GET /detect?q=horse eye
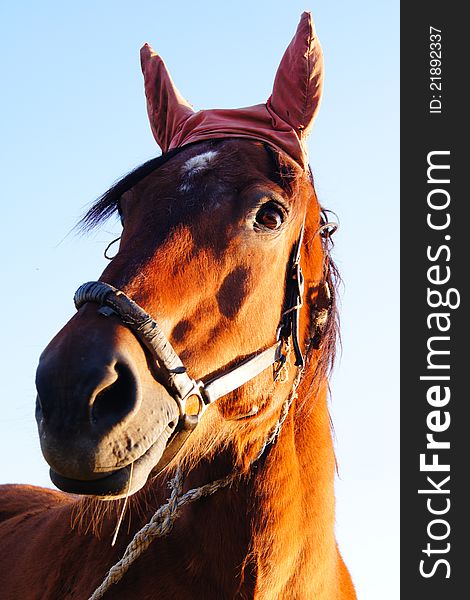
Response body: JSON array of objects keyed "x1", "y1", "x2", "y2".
[{"x1": 255, "y1": 203, "x2": 285, "y2": 231}]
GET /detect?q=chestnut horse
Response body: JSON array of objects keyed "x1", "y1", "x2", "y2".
[{"x1": 0, "y1": 13, "x2": 356, "y2": 600}]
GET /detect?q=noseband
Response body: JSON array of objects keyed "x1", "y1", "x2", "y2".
[{"x1": 74, "y1": 222, "x2": 334, "y2": 471}]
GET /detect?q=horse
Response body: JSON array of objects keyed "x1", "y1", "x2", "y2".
[{"x1": 0, "y1": 12, "x2": 356, "y2": 599}]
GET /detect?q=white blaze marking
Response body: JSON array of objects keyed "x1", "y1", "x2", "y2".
[
  {"x1": 179, "y1": 150, "x2": 218, "y2": 193},
  {"x1": 182, "y1": 151, "x2": 218, "y2": 176}
]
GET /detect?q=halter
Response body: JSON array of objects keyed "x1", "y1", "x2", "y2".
[
  {"x1": 73, "y1": 220, "x2": 334, "y2": 472},
  {"x1": 74, "y1": 235, "x2": 302, "y2": 467}
]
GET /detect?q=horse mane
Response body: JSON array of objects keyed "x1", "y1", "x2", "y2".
[{"x1": 78, "y1": 147, "x2": 184, "y2": 231}]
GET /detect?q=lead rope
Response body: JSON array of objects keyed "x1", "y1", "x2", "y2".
[
  {"x1": 88, "y1": 469, "x2": 238, "y2": 600},
  {"x1": 88, "y1": 373, "x2": 302, "y2": 600}
]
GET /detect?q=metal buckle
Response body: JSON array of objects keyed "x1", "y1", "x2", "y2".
[{"x1": 177, "y1": 380, "x2": 207, "y2": 418}]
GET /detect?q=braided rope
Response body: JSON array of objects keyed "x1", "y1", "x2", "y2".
[{"x1": 89, "y1": 468, "x2": 238, "y2": 600}]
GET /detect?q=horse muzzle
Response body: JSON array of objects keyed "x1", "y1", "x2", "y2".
[{"x1": 35, "y1": 307, "x2": 182, "y2": 499}]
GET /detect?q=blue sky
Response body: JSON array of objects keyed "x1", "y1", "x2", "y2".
[{"x1": 0, "y1": 2, "x2": 399, "y2": 598}]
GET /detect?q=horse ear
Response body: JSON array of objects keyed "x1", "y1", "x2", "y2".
[
  {"x1": 269, "y1": 12, "x2": 324, "y2": 138},
  {"x1": 140, "y1": 44, "x2": 195, "y2": 152}
]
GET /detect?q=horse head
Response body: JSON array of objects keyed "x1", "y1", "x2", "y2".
[{"x1": 34, "y1": 12, "x2": 335, "y2": 500}]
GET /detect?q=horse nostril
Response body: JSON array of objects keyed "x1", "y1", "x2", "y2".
[{"x1": 90, "y1": 363, "x2": 138, "y2": 429}]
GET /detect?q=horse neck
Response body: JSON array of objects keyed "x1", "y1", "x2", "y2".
[
  {"x1": 137, "y1": 376, "x2": 339, "y2": 597},
  {"x1": 249, "y1": 379, "x2": 339, "y2": 597}
]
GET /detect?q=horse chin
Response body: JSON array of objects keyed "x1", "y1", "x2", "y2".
[{"x1": 49, "y1": 421, "x2": 177, "y2": 500}]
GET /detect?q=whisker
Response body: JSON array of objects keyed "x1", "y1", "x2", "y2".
[{"x1": 111, "y1": 463, "x2": 134, "y2": 547}]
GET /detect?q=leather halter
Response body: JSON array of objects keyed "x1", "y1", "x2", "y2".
[
  {"x1": 73, "y1": 219, "x2": 335, "y2": 471},
  {"x1": 73, "y1": 227, "x2": 308, "y2": 470}
]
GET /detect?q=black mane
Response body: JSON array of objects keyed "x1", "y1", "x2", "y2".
[{"x1": 79, "y1": 148, "x2": 184, "y2": 231}]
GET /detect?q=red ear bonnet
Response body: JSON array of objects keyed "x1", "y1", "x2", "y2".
[{"x1": 141, "y1": 12, "x2": 323, "y2": 170}]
